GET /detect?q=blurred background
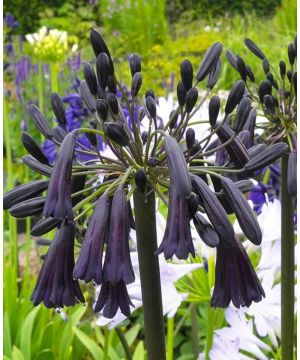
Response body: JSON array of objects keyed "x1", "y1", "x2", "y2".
[{"x1": 3, "y1": 0, "x2": 297, "y2": 359}]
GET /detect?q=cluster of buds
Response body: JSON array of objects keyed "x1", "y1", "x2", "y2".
[
  {"x1": 25, "y1": 26, "x2": 78, "y2": 63},
  {"x1": 226, "y1": 36, "x2": 297, "y2": 197},
  {"x1": 4, "y1": 29, "x2": 289, "y2": 318}
]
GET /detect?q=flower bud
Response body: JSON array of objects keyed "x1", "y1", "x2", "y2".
[
  {"x1": 287, "y1": 70, "x2": 293, "y2": 83},
  {"x1": 185, "y1": 87, "x2": 198, "y2": 113},
  {"x1": 80, "y1": 81, "x2": 96, "y2": 113},
  {"x1": 196, "y1": 42, "x2": 223, "y2": 81},
  {"x1": 145, "y1": 89, "x2": 155, "y2": 99},
  {"x1": 244, "y1": 38, "x2": 266, "y2": 59},
  {"x1": 9, "y1": 197, "x2": 45, "y2": 218},
  {"x1": 104, "y1": 122, "x2": 130, "y2": 147},
  {"x1": 263, "y1": 94, "x2": 276, "y2": 115},
  {"x1": 169, "y1": 110, "x2": 179, "y2": 129},
  {"x1": 177, "y1": 80, "x2": 187, "y2": 107},
  {"x1": 187, "y1": 193, "x2": 199, "y2": 218},
  {"x1": 237, "y1": 56, "x2": 247, "y2": 81},
  {"x1": 96, "y1": 99, "x2": 108, "y2": 121},
  {"x1": 23, "y1": 155, "x2": 52, "y2": 176},
  {"x1": 248, "y1": 144, "x2": 267, "y2": 159},
  {"x1": 288, "y1": 43, "x2": 296, "y2": 65},
  {"x1": 21, "y1": 132, "x2": 49, "y2": 165},
  {"x1": 28, "y1": 104, "x2": 53, "y2": 139},
  {"x1": 225, "y1": 80, "x2": 245, "y2": 115},
  {"x1": 293, "y1": 72, "x2": 297, "y2": 95},
  {"x1": 107, "y1": 75, "x2": 117, "y2": 94},
  {"x1": 185, "y1": 128, "x2": 195, "y2": 150},
  {"x1": 86, "y1": 132, "x2": 98, "y2": 147},
  {"x1": 129, "y1": 53, "x2": 141, "y2": 77},
  {"x1": 193, "y1": 212, "x2": 219, "y2": 247},
  {"x1": 131, "y1": 72, "x2": 142, "y2": 97},
  {"x1": 225, "y1": 50, "x2": 238, "y2": 70},
  {"x1": 31, "y1": 218, "x2": 61, "y2": 236},
  {"x1": 180, "y1": 59, "x2": 193, "y2": 91},
  {"x1": 90, "y1": 29, "x2": 114, "y2": 73},
  {"x1": 246, "y1": 65, "x2": 255, "y2": 82},
  {"x1": 279, "y1": 60, "x2": 286, "y2": 79},
  {"x1": 51, "y1": 92, "x2": 66, "y2": 127},
  {"x1": 207, "y1": 58, "x2": 221, "y2": 89},
  {"x1": 148, "y1": 157, "x2": 159, "y2": 167},
  {"x1": 53, "y1": 126, "x2": 67, "y2": 142},
  {"x1": 107, "y1": 93, "x2": 119, "y2": 115},
  {"x1": 141, "y1": 131, "x2": 148, "y2": 145},
  {"x1": 209, "y1": 95, "x2": 220, "y2": 127},
  {"x1": 258, "y1": 80, "x2": 272, "y2": 102},
  {"x1": 232, "y1": 97, "x2": 251, "y2": 132},
  {"x1": 262, "y1": 58, "x2": 270, "y2": 74},
  {"x1": 96, "y1": 52, "x2": 112, "y2": 89},
  {"x1": 83, "y1": 62, "x2": 98, "y2": 95},
  {"x1": 146, "y1": 95, "x2": 156, "y2": 118},
  {"x1": 135, "y1": 169, "x2": 147, "y2": 195}
]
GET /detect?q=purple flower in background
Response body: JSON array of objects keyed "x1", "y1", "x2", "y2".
[
  {"x1": 4, "y1": 14, "x2": 19, "y2": 29},
  {"x1": 67, "y1": 51, "x2": 82, "y2": 73}
]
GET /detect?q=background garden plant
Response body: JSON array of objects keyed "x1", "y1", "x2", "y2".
[{"x1": 3, "y1": 1, "x2": 297, "y2": 359}]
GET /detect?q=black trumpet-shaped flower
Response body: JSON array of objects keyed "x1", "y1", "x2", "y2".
[
  {"x1": 209, "y1": 96, "x2": 220, "y2": 127},
  {"x1": 196, "y1": 42, "x2": 223, "y2": 81},
  {"x1": 193, "y1": 212, "x2": 219, "y2": 248},
  {"x1": 156, "y1": 182, "x2": 195, "y2": 260},
  {"x1": 287, "y1": 150, "x2": 297, "y2": 197},
  {"x1": 4, "y1": 179, "x2": 49, "y2": 209},
  {"x1": 74, "y1": 193, "x2": 112, "y2": 284},
  {"x1": 51, "y1": 92, "x2": 66, "y2": 127},
  {"x1": 180, "y1": 59, "x2": 193, "y2": 91},
  {"x1": 43, "y1": 132, "x2": 76, "y2": 220},
  {"x1": 94, "y1": 280, "x2": 133, "y2": 318},
  {"x1": 103, "y1": 186, "x2": 135, "y2": 285},
  {"x1": 104, "y1": 122, "x2": 130, "y2": 147},
  {"x1": 23, "y1": 155, "x2": 52, "y2": 176},
  {"x1": 212, "y1": 238, "x2": 265, "y2": 308},
  {"x1": 83, "y1": 62, "x2": 98, "y2": 96},
  {"x1": 28, "y1": 104, "x2": 53, "y2": 139},
  {"x1": 9, "y1": 196, "x2": 45, "y2": 218},
  {"x1": 221, "y1": 177, "x2": 262, "y2": 245},
  {"x1": 21, "y1": 132, "x2": 49, "y2": 165},
  {"x1": 244, "y1": 142, "x2": 289, "y2": 172},
  {"x1": 244, "y1": 38, "x2": 266, "y2": 60},
  {"x1": 225, "y1": 80, "x2": 245, "y2": 115},
  {"x1": 191, "y1": 175, "x2": 235, "y2": 242},
  {"x1": 31, "y1": 220, "x2": 85, "y2": 308},
  {"x1": 164, "y1": 135, "x2": 192, "y2": 198}
]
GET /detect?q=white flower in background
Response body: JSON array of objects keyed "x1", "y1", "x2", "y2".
[
  {"x1": 257, "y1": 239, "x2": 281, "y2": 280},
  {"x1": 257, "y1": 199, "x2": 281, "y2": 243},
  {"x1": 208, "y1": 336, "x2": 254, "y2": 360},
  {"x1": 244, "y1": 273, "x2": 280, "y2": 347},
  {"x1": 25, "y1": 26, "x2": 78, "y2": 63},
  {"x1": 215, "y1": 308, "x2": 271, "y2": 360}
]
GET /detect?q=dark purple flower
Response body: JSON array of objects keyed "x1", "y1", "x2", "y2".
[
  {"x1": 103, "y1": 186, "x2": 135, "y2": 285},
  {"x1": 74, "y1": 193, "x2": 112, "y2": 284},
  {"x1": 156, "y1": 182, "x2": 195, "y2": 259},
  {"x1": 31, "y1": 220, "x2": 85, "y2": 308},
  {"x1": 43, "y1": 132, "x2": 76, "y2": 220},
  {"x1": 4, "y1": 14, "x2": 19, "y2": 29},
  {"x1": 211, "y1": 238, "x2": 265, "y2": 308},
  {"x1": 94, "y1": 280, "x2": 133, "y2": 318}
]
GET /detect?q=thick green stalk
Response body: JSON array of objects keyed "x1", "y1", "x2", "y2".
[
  {"x1": 103, "y1": 327, "x2": 112, "y2": 360},
  {"x1": 115, "y1": 328, "x2": 132, "y2": 360},
  {"x1": 24, "y1": 165, "x2": 31, "y2": 283},
  {"x1": 281, "y1": 154, "x2": 295, "y2": 360},
  {"x1": 205, "y1": 307, "x2": 215, "y2": 360},
  {"x1": 4, "y1": 98, "x2": 18, "y2": 273},
  {"x1": 166, "y1": 317, "x2": 174, "y2": 360},
  {"x1": 50, "y1": 62, "x2": 59, "y2": 93},
  {"x1": 38, "y1": 62, "x2": 45, "y2": 143},
  {"x1": 191, "y1": 304, "x2": 199, "y2": 359},
  {"x1": 133, "y1": 190, "x2": 166, "y2": 360}
]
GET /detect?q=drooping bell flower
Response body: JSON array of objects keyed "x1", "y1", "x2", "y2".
[
  {"x1": 31, "y1": 220, "x2": 85, "y2": 308},
  {"x1": 73, "y1": 193, "x2": 112, "y2": 284},
  {"x1": 211, "y1": 238, "x2": 265, "y2": 308},
  {"x1": 94, "y1": 280, "x2": 133, "y2": 318},
  {"x1": 156, "y1": 182, "x2": 195, "y2": 260},
  {"x1": 43, "y1": 132, "x2": 77, "y2": 220},
  {"x1": 103, "y1": 186, "x2": 135, "y2": 285}
]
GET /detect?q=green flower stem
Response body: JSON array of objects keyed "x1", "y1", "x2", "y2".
[
  {"x1": 133, "y1": 189, "x2": 166, "y2": 360},
  {"x1": 4, "y1": 97, "x2": 18, "y2": 273},
  {"x1": 166, "y1": 317, "x2": 174, "y2": 360},
  {"x1": 38, "y1": 62, "x2": 44, "y2": 142},
  {"x1": 191, "y1": 304, "x2": 199, "y2": 359},
  {"x1": 205, "y1": 307, "x2": 215, "y2": 360},
  {"x1": 115, "y1": 328, "x2": 132, "y2": 360},
  {"x1": 50, "y1": 62, "x2": 59, "y2": 93},
  {"x1": 281, "y1": 154, "x2": 295, "y2": 360},
  {"x1": 24, "y1": 165, "x2": 31, "y2": 283},
  {"x1": 103, "y1": 327, "x2": 112, "y2": 360}
]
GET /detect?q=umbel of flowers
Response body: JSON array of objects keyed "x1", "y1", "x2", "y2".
[{"x1": 4, "y1": 29, "x2": 289, "y2": 359}]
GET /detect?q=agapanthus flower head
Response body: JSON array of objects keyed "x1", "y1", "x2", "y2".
[{"x1": 31, "y1": 220, "x2": 84, "y2": 308}]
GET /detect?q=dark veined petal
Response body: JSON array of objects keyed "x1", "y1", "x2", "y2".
[
  {"x1": 221, "y1": 177, "x2": 262, "y2": 245},
  {"x1": 83, "y1": 62, "x2": 98, "y2": 96},
  {"x1": 51, "y1": 92, "x2": 66, "y2": 127},
  {"x1": 90, "y1": 28, "x2": 114, "y2": 73},
  {"x1": 96, "y1": 52, "x2": 112, "y2": 89},
  {"x1": 23, "y1": 155, "x2": 52, "y2": 177},
  {"x1": 4, "y1": 179, "x2": 49, "y2": 209},
  {"x1": 9, "y1": 197, "x2": 45, "y2": 218},
  {"x1": 80, "y1": 81, "x2": 96, "y2": 113},
  {"x1": 31, "y1": 217, "x2": 62, "y2": 236},
  {"x1": 225, "y1": 50, "x2": 238, "y2": 70},
  {"x1": 225, "y1": 80, "x2": 245, "y2": 115},
  {"x1": 28, "y1": 104, "x2": 53, "y2": 139},
  {"x1": 232, "y1": 97, "x2": 251, "y2": 133},
  {"x1": 164, "y1": 135, "x2": 192, "y2": 198},
  {"x1": 207, "y1": 58, "x2": 222, "y2": 89},
  {"x1": 211, "y1": 238, "x2": 265, "y2": 308}
]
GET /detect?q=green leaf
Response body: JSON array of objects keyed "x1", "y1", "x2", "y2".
[
  {"x1": 12, "y1": 346, "x2": 25, "y2": 360},
  {"x1": 20, "y1": 306, "x2": 40, "y2": 360},
  {"x1": 36, "y1": 349, "x2": 56, "y2": 360},
  {"x1": 73, "y1": 327, "x2": 103, "y2": 360},
  {"x1": 133, "y1": 341, "x2": 145, "y2": 360},
  {"x1": 4, "y1": 312, "x2": 12, "y2": 358},
  {"x1": 124, "y1": 324, "x2": 140, "y2": 346}
]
